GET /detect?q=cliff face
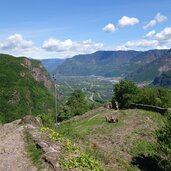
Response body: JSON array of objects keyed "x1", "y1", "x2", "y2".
[{"x1": 23, "y1": 58, "x2": 52, "y2": 90}]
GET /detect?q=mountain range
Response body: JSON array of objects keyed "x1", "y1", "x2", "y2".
[{"x1": 50, "y1": 49, "x2": 171, "y2": 84}]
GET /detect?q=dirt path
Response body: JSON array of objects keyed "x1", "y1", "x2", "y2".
[
  {"x1": 0, "y1": 121, "x2": 37, "y2": 171},
  {"x1": 87, "y1": 113, "x2": 100, "y2": 121}
]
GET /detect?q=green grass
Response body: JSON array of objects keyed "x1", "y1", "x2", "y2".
[
  {"x1": 59, "y1": 108, "x2": 164, "y2": 170},
  {"x1": 60, "y1": 109, "x2": 123, "y2": 135},
  {"x1": 116, "y1": 158, "x2": 139, "y2": 171},
  {"x1": 24, "y1": 130, "x2": 43, "y2": 170},
  {"x1": 39, "y1": 127, "x2": 104, "y2": 171}
]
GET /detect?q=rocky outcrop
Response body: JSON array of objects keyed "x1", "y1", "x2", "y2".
[
  {"x1": 19, "y1": 115, "x2": 42, "y2": 127},
  {"x1": 32, "y1": 67, "x2": 52, "y2": 90},
  {"x1": 23, "y1": 58, "x2": 52, "y2": 90},
  {"x1": 7, "y1": 90, "x2": 20, "y2": 105},
  {"x1": 0, "y1": 119, "x2": 37, "y2": 171},
  {"x1": 0, "y1": 115, "x2": 62, "y2": 171},
  {"x1": 21, "y1": 115, "x2": 63, "y2": 171},
  {"x1": 27, "y1": 127, "x2": 62, "y2": 171},
  {"x1": 24, "y1": 58, "x2": 32, "y2": 69}
]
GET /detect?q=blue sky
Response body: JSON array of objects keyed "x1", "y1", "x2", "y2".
[{"x1": 0, "y1": 0, "x2": 171, "y2": 59}]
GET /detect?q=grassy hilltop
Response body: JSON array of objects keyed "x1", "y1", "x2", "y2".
[{"x1": 59, "y1": 108, "x2": 164, "y2": 171}]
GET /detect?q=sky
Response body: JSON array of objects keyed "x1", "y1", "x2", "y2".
[{"x1": 0, "y1": 0, "x2": 171, "y2": 59}]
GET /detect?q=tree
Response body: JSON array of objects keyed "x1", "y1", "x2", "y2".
[
  {"x1": 136, "y1": 87, "x2": 157, "y2": 106},
  {"x1": 66, "y1": 90, "x2": 89, "y2": 116},
  {"x1": 112, "y1": 80, "x2": 139, "y2": 108},
  {"x1": 156, "y1": 112, "x2": 171, "y2": 170}
]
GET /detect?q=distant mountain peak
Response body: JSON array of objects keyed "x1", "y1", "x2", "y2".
[{"x1": 54, "y1": 49, "x2": 169, "y2": 80}]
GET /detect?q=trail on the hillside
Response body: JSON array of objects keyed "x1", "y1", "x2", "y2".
[{"x1": 0, "y1": 121, "x2": 36, "y2": 171}]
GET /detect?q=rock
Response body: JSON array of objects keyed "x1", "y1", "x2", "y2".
[
  {"x1": 19, "y1": 115, "x2": 42, "y2": 127},
  {"x1": 24, "y1": 58, "x2": 32, "y2": 69}
]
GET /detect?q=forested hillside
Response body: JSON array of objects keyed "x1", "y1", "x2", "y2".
[
  {"x1": 0, "y1": 54, "x2": 55, "y2": 123},
  {"x1": 152, "y1": 69, "x2": 171, "y2": 87},
  {"x1": 127, "y1": 50, "x2": 171, "y2": 82}
]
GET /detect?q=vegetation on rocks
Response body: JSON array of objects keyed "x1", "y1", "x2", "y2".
[
  {"x1": 24, "y1": 130, "x2": 43, "y2": 170},
  {"x1": 156, "y1": 111, "x2": 171, "y2": 170},
  {"x1": 39, "y1": 127, "x2": 104, "y2": 170}
]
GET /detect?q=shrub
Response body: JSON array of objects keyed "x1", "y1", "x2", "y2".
[{"x1": 156, "y1": 112, "x2": 171, "y2": 170}]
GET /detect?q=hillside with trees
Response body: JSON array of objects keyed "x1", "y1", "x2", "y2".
[
  {"x1": 112, "y1": 80, "x2": 171, "y2": 109},
  {"x1": 53, "y1": 49, "x2": 170, "y2": 83},
  {"x1": 126, "y1": 50, "x2": 171, "y2": 83},
  {"x1": 0, "y1": 54, "x2": 55, "y2": 123},
  {"x1": 111, "y1": 80, "x2": 171, "y2": 170},
  {"x1": 152, "y1": 69, "x2": 171, "y2": 88}
]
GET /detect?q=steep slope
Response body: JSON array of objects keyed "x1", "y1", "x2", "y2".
[
  {"x1": 0, "y1": 54, "x2": 55, "y2": 123},
  {"x1": 152, "y1": 69, "x2": 171, "y2": 87},
  {"x1": 126, "y1": 50, "x2": 171, "y2": 82},
  {"x1": 55, "y1": 50, "x2": 168, "y2": 78},
  {"x1": 41, "y1": 58, "x2": 65, "y2": 73}
]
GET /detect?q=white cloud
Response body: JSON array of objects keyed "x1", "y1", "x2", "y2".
[
  {"x1": 143, "y1": 13, "x2": 167, "y2": 29},
  {"x1": 42, "y1": 38, "x2": 73, "y2": 52},
  {"x1": 155, "y1": 13, "x2": 167, "y2": 23},
  {"x1": 125, "y1": 39, "x2": 158, "y2": 48},
  {"x1": 156, "y1": 27, "x2": 171, "y2": 40},
  {"x1": 0, "y1": 34, "x2": 40, "y2": 58},
  {"x1": 0, "y1": 34, "x2": 34, "y2": 50},
  {"x1": 118, "y1": 16, "x2": 139, "y2": 27},
  {"x1": 0, "y1": 34, "x2": 104, "y2": 59},
  {"x1": 143, "y1": 20, "x2": 156, "y2": 29},
  {"x1": 114, "y1": 39, "x2": 159, "y2": 50},
  {"x1": 42, "y1": 38, "x2": 104, "y2": 55},
  {"x1": 103, "y1": 23, "x2": 116, "y2": 33},
  {"x1": 114, "y1": 26, "x2": 171, "y2": 51},
  {"x1": 145, "y1": 30, "x2": 156, "y2": 38}
]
